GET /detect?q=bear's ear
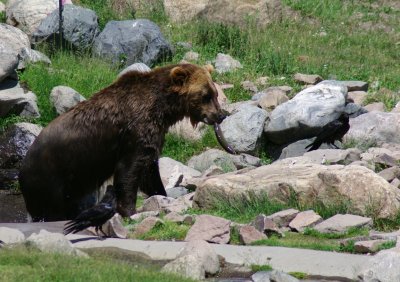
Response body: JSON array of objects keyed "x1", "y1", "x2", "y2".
[
  {"x1": 170, "y1": 66, "x2": 189, "y2": 85},
  {"x1": 204, "y1": 64, "x2": 214, "y2": 74}
]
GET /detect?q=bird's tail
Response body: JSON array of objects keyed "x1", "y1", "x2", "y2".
[
  {"x1": 63, "y1": 220, "x2": 87, "y2": 235},
  {"x1": 305, "y1": 141, "x2": 322, "y2": 152}
]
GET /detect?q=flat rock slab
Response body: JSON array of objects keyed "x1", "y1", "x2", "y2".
[
  {"x1": 0, "y1": 221, "x2": 92, "y2": 237},
  {"x1": 68, "y1": 235, "x2": 370, "y2": 279},
  {"x1": 314, "y1": 214, "x2": 373, "y2": 233}
]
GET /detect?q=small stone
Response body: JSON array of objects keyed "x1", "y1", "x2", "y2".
[
  {"x1": 185, "y1": 214, "x2": 231, "y2": 244},
  {"x1": 289, "y1": 210, "x2": 323, "y2": 232},
  {"x1": 241, "y1": 80, "x2": 258, "y2": 92},
  {"x1": 258, "y1": 90, "x2": 289, "y2": 112},
  {"x1": 354, "y1": 239, "x2": 390, "y2": 254},
  {"x1": 364, "y1": 102, "x2": 386, "y2": 112},
  {"x1": 164, "y1": 212, "x2": 185, "y2": 223},
  {"x1": 255, "y1": 76, "x2": 269, "y2": 86},
  {"x1": 252, "y1": 270, "x2": 300, "y2": 282},
  {"x1": 132, "y1": 217, "x2": 164, "y2": 237},
  {"x1": 239, "y1": 225, "x2": 267, "y2": 245},
  {"x1": 214, "y1": 53, "x2": 242, "y2": 74},
  {"x1": 50, "y1": 86, "x2": 86, "y2": 115},
  {"x1": 166, "y1": 186, "x2": 189, "y2": 198},
  {"x1": 347, "y1": 91, "x2": 367, "y2": 105},
  {"x1": 266, "y1": 209, "x2": 299, "y2": 227},
  {"x1": 183, "y1": 51, "x2": 199, "y2": 62},
  {"x1": 294, "y1": 73, "x2": 323, "y2": 85},
  {"x1": 378, "y1": 167, "x2": 400, "y2": 182},
  {"x1": 130, "y1": 211, "x2": 159, "y2": 221},
  {"x1": 220, "y1": 83, "x2": 234, "y2": 89},
  {"x1": 183, "y1": 214, "x2": 195, "y2": 225},
  {"x1": 251, "y1": 214, "x2": 282, "y2": 237},
  {"x1": 101, "y1": 213, "x2": 128, "y2": 238},
  {"x1": 201, "y1": 165, "x2": 224, "y2": 177},
  {"x1": 391, "y1": 178, "x2": 400, "y2": 188},
  {"x1": 141, "y1": 195, "x2": 176, "y2": 212},
  {"x1": 341, "y1": 81, "x2": 368, "y2": 92}
]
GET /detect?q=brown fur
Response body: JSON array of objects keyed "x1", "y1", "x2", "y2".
[{"x1": 19, "y1": 64, "x2": 225, "y2": 221}]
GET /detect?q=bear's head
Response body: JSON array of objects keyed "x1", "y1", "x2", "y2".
[{"x1": 170, "y1": 64, "x2": 226, "y2": 127}]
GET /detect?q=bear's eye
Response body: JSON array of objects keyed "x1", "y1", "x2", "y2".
[{"x1": 202, "y1": 94, "x2": 212, "y2": 102}]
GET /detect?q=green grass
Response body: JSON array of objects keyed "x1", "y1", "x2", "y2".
[
  {"x1": 161, "y1": 1, "x2": 400, "y2": 104},
  {"x1": 76, "y1": 0, "x2": 133, "y2": 29},
  {"x1": 251, "y1": 232, "x2": 366, "y2": 253},
  {"x1": 251, "y1": 264, "x2": 273, "y2": 272},
  {"x1": 0, "y1": 11, "x2": 6, "y2": 23},
  {"x1": 162, "y1": 126, "x2": 220, "y2": 163},
  {"x1": 289, "y1": 272, "x2": 308, "y2": 280},
  {"x1": 0, "y1": 245, "x2": 196, "y2": 282},
  {"x1": 19, "y1": 50, "x2": 119, "y2": 125},
  {"x1": 135, "y1": 220, "x2": 191, "y2": 241},
  {"x1": 302, "y1": 227, "x2": 369, "y2": 239}
]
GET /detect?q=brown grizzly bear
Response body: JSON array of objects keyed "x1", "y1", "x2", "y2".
[{"x1": 19, "y1": 63, "x2": 226, "y2": 222}]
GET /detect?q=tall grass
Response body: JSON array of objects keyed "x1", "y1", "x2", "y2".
[
  {"x1": 189, "y1": 191, "x2": 352, "y2": 224},
  {"x1": 19, "y1": 50, "x2": 118, "y2": 125}
]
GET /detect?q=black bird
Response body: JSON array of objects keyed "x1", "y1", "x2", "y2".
[
  {"x1": 305, "y1": 113, "x2": 350, "y2": 151},
  {"x1": 64, "y1": 185, "x2": 116, "y2": 237}
]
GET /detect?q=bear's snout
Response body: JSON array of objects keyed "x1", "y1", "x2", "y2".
[{"x1": 216, "y1": 112, "x2": 226, "y2": 124}]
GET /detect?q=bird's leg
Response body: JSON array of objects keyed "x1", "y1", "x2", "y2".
[
  {"x1": 332, "y1": 143, "x2": 340, "y2": 149},
  {"x1": 99, "y1": 226, "x2": 108, "y2": 237},
  {"x1": 93, "y1": 226, "x2": 105, "y2": 240}
]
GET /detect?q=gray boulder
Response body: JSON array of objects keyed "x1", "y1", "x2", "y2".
[
  {"x1": 265, "y1": 80, "x2": 347, "y2": 145},
  {"x1": 0, "y1": 227, "x2": 25, "y2": 244},
  {"x1": 220, "y1": 103, "x2": 268, "y2": 154},
  {"x1": 214, "y1": 53, "x2": 242, "y2": 74},
  {"x1": 0, "y1": 122, "x2": 42, "y2": 169},
  {"x1": 252, "y1": 270, "x2": 299, "y2": 282},
  {"x1": 344, "y1": 112, "x2": 400, "y2": 145},
  {"x1": 188, "y1": 148, "x2": 261, "y2": 173},
  {"x1": 188, "y1": 149, "x2": 236, "y2": 173},
  {"x1": 159, "y1": 157, "x2": 201, "y2": 187},
  {"x1": 118, "y1": 62, "x2": 151, "y2": 78},
  {"x1": 162, "y1": 240, "x2": 220, "y2": 280},
  {"x1": 0, "y1": 23, "x2": 30, "y2": 82},
  {"x1": 32, "y1": 4, "x2": 99, "y2": 50},
  {"x1": 50, "y1": 86, "x2": 86, "y2": 115},
  {"x1": 344, "y1": 102, "x2": 368, "y2": 118},
  {"x1": 357, "y1": 248, "x2": 400, "y2": 281},
  {"x1": 253, "y1": 270, "x2": 299, "y2": 282},
  {"x1": 93, "y1": 19, "x2": 173, "y2": 67},
  {"x1": 5, "y1": 0, "x2": 57, "y2": 35},
  {"x1": 27, "y1": 229, "x2": 88, "y2": 257},
  {"x1": 0, "y1": 45, "x2": 18, "y2": 83},
  {"x1": 17, "y1": 47, "x2": 51, "y2": 69},
  {"x1": 0, "y1": 79, "x2": 40, "y2": 118}
]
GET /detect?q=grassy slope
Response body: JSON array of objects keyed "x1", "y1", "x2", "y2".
[{"x1": 0, "y1": 246, "x2": 195, "y2": 282}]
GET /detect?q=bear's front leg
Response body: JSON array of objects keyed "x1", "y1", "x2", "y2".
[{"x1": 114, "y1": 148, "x2": 166, "y2": 217}]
